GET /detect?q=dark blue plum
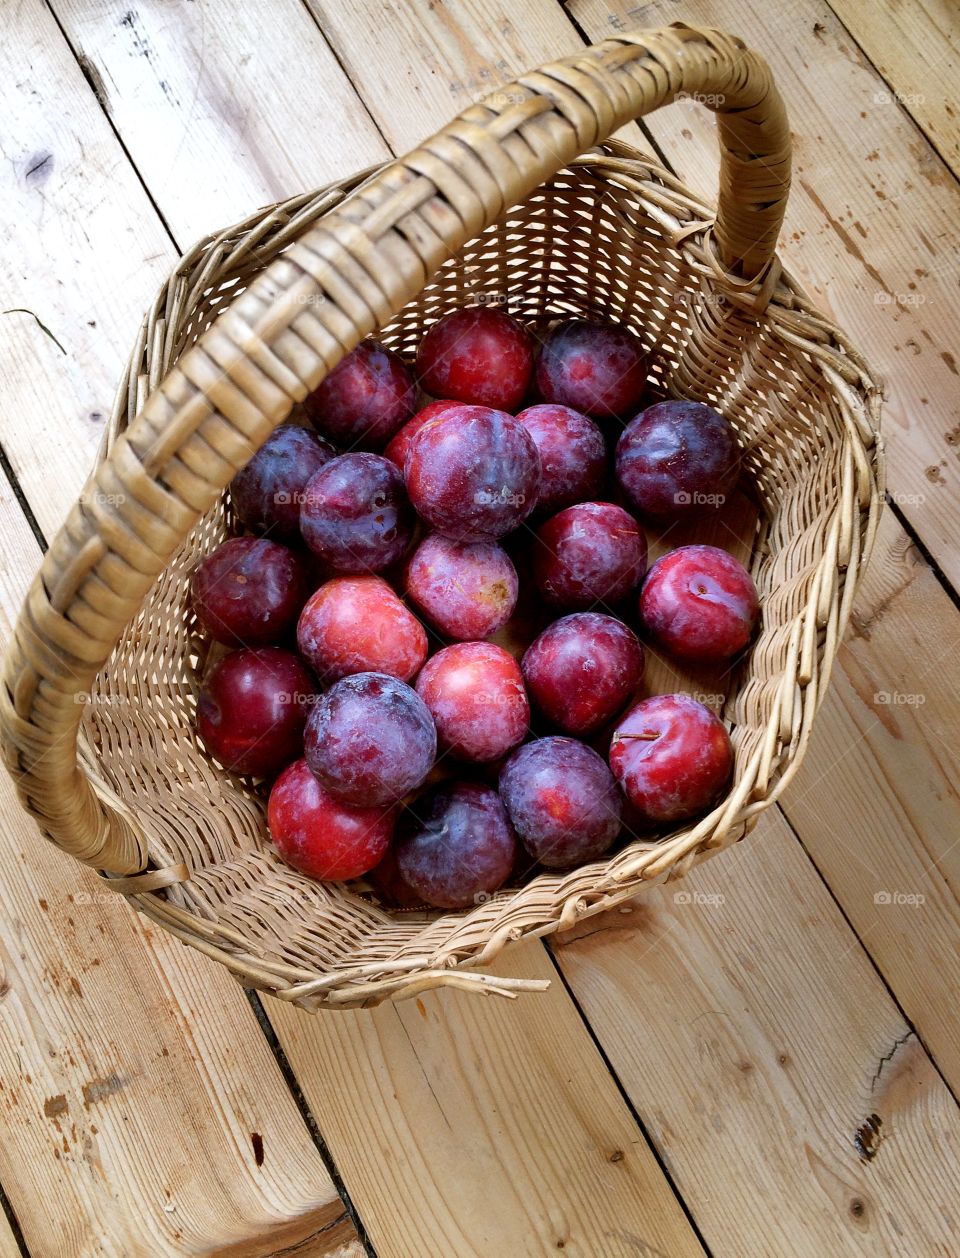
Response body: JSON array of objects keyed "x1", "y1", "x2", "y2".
[
  {"x1": 231, "y1": 425, "x2": 335, "y2": 541},
  {"x1": 615, "y1": 400, "x2": 740, "y2": 519},
  {"x1": 300, "y1": 452, "x2": 414, "y2": 573},
  {"x1": 304, "y1": 672, "x2": 436, "y2": 806},
  {"x1": 395, "y1": 782, "x2": 517, "y2": 909},
  {"x1": 500, "y1": 737, "x2": 622, "y2": 869}
]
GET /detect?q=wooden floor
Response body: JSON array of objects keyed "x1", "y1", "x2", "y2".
[{"x1": 1, "y1": 1, "x2": 958, "y2": 1255}]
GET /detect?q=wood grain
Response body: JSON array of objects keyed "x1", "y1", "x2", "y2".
[
  {"x1": 53, "y1": 0, "x2": 388, "y2": 241},
  {"x1": 0, "y1": 480, "x2": 357, "y2": 1258},
  {"x1": 269, "y1": 941, "x2": 705, "y2": 1258},
  {"x1": 0, "y1": 0, "x2": 177, "y2": 536},
  {"x1": 571, "y1": 0, "x2": 960, "y2": 1097},
  {"x1": 303, "y1": 0, "x2": 650, "y2": 152},
  {"x1": 0, "y1": 1208, "x2": 21, "y2": 1258},
  {"x1": 781, "y1": 508, "x2": 960, "y2": 1089},
  {"x1": 8, "y1": 1, "x2": 704, "y2": 1252},
  {"x1": 570, "y1": 0, "x2": 960, "y2": 589},
  {"x1": 828, "y1": 0, "x2": 960, "y2": 178},
  {"x1": 553, "y1": 809, "x2": 960, "y2": 1257}
]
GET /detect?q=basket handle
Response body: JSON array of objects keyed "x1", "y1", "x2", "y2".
[{"x1": 1, "y1": 23, "x2": 790, "y2": 872}]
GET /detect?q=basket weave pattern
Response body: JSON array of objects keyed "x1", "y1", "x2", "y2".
[{"x1": 1, "y1": 26, "x2": 882, "y2": 1008}]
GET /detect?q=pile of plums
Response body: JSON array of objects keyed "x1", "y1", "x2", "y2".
[{"x1": 191, "y1": 306, "x2": 758, "y2": 910}]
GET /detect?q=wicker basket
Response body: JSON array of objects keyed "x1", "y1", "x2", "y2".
[{"x1": 1, "y1": 25, "x2": 883, "y2": 1009}]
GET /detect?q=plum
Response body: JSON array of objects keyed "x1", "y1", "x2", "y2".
[
  {"x1": 640, "y1": 545, "x2": 759, "y2": 662},
  {"x1": 522, "y1": 612, "x2": 644, "y2": 734},
  {"x1": 268, "y1": 758, "x2": 395, "y2": 881},
  {"x1": 500, "y1": 737, "x2": 621, "y2": 868},
  {"x1": 304, "y1": 340, "x2": 415, "y2": 449},
  {"x1": 609, "y1": 693, "x2": 733, "y2": 823},
  {"x1": 535, "y1": 318, "x2": 647, "y2": 418},
  {"x1": 231, "y1": 425, "x2": 335, "y2": 541},
  {"x1": 395, "y1": 782, "x2": 517, "y2": 908},
  {"x1": 190, "y1": 537, "x2": 311, "y2": 647},
  {"x1": 516, "y1": 403, "x2": 607, "y2": 514},
  {"x1": 405, "y1": 405, "x2": 541, "y2": 541},
  {"x1": 416, "y1": 306, "x2": 534, "y2": 412},
  {"x1": 304, "y1": 672, "x2": 436, "y2": 806},
  {"x1": 297, "y1": 575, "x2": 428, "y2": 682},
  {"x1": 196, "y1": 647, "x2": 314, "y2": 778},
  {"x1": 416, "y1": 642, "x2": 529, "y2": 762},
  {"x1": 299, "y1": 452, "x2": 414, "y2": 573},
  {"x1": 405, "y1": 534, "x2": 518, "y2": 641},
  {"x1": 532, "y1": 502, "x2": 647, "y2": 610},
  {"x1": 615, "y1": 399, "x2": 740, "y2": 519}
]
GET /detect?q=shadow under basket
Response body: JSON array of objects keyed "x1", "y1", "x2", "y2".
[{"x1": 1, "y1": 26, "x2": 883, "y2": 1009}]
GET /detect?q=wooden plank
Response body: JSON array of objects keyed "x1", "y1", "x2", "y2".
[
  {"x1": 0, "y1": 0, "x2": 177, "y2": 536},
  {"x1": 52, "y1": 0, "x2": 387, "y2": 243},
  {"x1": 269, "y1": 941, "x2": 705, "y2": 1258},
  {"x1": 15, "y1": 1, "x2": 706, "y2": 1252},
  {"x1": 569, "y1": 0, "x2": 960, "y2": 588},
  {"x1": 828, "y1": 0, "x2": 960, "y2": 179},
  {"x1": 553, "y1": 809, "x2": 960, "y2": 1257},
  {"x1": 0, "y1": 0, "x2": 385, "y2": 539},
  {"x1": 781, "y1": 508, "x2": 960, "y2": 1088},
  {"x1": 303, "y1": 0, "x2": 650, "y2": 151},
  {"x1": 0, "y1": 476, "x2": 359, "y2": 1258}
]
